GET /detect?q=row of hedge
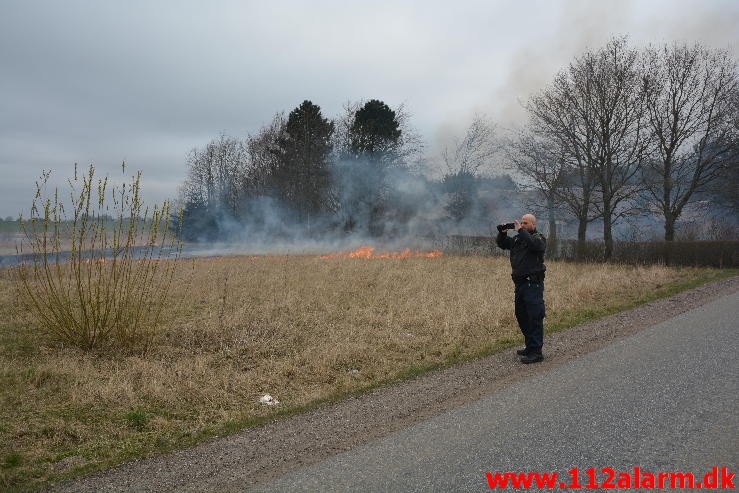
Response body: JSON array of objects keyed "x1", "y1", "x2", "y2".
[{"x1": 439, "y1": 235, "x2": 738, "y2": 268}]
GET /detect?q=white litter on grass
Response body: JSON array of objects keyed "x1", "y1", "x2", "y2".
[{"x1": 259, "y1": 394, "x2": 279, "y2": 406}]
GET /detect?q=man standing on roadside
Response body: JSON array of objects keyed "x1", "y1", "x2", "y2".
[{"x1": 496, "y1": 214, "x2": 547, "y2": 364}]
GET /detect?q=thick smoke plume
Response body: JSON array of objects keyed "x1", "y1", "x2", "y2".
[{"x1": 176, "y1": 102, "x2": 521, "y2": 254}]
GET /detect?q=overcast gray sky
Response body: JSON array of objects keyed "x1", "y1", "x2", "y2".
[{"x1": 1, "y1": 0, "x2": 737, "y2": 217}]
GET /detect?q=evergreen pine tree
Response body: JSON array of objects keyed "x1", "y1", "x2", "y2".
[{"x1": 273, "y1": 100, "x2": 335, "y2": 219}]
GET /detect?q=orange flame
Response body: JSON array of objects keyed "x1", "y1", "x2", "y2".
[
  {"x1": 83, "y1": 258, "x2": 108, "y2": 264},
  {"x1": 319, "y1": 245, "x2": 442, "y2": 259}
]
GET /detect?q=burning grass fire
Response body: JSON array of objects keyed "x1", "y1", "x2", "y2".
[{"x1": 318, "y1": 245, "x2": 442, "y2": 259}]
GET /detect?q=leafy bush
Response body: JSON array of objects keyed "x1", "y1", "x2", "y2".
[{"x1": 16, "y1": 163, "x2": 182, "y2": 351}]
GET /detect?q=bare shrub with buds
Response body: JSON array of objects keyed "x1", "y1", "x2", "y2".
[{"x1": 16, "y1": 163, "x2": 182, "y2": 351}]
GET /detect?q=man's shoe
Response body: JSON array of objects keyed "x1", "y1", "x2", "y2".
[
  {"x1": 516, "y1": 347, "x2": 529, "y2": 356},
  {"x1": 520, "y1": 353, "x2": 543, "y2": 364}
]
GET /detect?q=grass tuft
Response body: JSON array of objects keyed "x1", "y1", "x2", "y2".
[
  {"x1": 124, "y1": 411, "x2": 149, "y2": 432},
  {"x1": 3, "y1": 452, "x2": 22, "y2": 468}
]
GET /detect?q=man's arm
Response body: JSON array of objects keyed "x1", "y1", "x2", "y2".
[
  {"x1": 496, "y1": 231, "x2": 513, "y2": 250},
  {"x1": 516, "y1": 228, "x2": 545, "y2": 252}
]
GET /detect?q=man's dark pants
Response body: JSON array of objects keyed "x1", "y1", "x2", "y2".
[{"x1": 514, "y1": 280, "x2": 545, "y2": 354}]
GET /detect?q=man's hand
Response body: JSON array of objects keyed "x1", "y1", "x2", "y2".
[{"x1": 513, "y1": 220, "x2": 521, "y2": 231}]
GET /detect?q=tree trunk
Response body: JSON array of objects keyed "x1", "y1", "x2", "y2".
[
  {"x1": 663, "y1": 209, "x2": 676, "y2": 266},
  {"x1": 664, "y1": 211, "x2": 675, "y2": 242},
  {"x1": 602, "y1": 196, "x2": 613, "y2": 261},
  {"x1": 547, "y1": 194, "x2": 557, "y2": 258},
  {"x1": 576, "y1": 217, "x2": 588, "y2": 261}
]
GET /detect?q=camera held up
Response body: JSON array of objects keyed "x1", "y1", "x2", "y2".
[{"x1": 496, "y1": 222, "x2": 516, "y2": 233}]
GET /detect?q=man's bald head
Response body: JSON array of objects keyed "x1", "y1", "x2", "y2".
[{"x1": 521, "y1": 214, "x2": 536, "y2": 232}]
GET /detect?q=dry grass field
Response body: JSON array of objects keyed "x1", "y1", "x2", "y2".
[{"x1": 0, "y1": 253, "x2": 732, "y2": 490}]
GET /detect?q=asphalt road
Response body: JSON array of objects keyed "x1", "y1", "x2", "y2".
[{"x1": 253, "y1": 289, "x2": 739, "y2": 492}]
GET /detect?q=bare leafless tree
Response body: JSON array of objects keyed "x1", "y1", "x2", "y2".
[
  {"x1": 569, "y1": 37, "x2": 650, "y2": 259},
  {"x1": 244, "y1": 112, "x2": 285, "y2": 199},
  {"x1": 506, "y1": 130, "x2": 566, "y2": 245},
  {"x1": 331, "y1": 100, "x2": 361, "y2": 162},
  {"x1": 521, "y1": 67, "x2": 601, "y2": 257},
  {"x1": 393, "y1": 103, "x2": 426, "y2": 171},
  {"x1": 183, "y1": 133, "x2": 247, "y2": 216},
  {"x1": 641, "y1": 42, "x2": 738, "y2": 242},
  {"x1": 442, "y1": 114, "x2": 499, "y2": 175},
  {"x1": 439, "y1": 115, "x2": 500, "y2": 224}
]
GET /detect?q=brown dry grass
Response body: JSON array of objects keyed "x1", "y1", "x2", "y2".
[{"x1": 0, "y1": 255, "x2": 729, "y2": 490}]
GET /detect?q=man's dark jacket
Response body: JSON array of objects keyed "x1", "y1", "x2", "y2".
[{"x1": 496, "y1": 228, "x2": 547, "y2": 280}]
